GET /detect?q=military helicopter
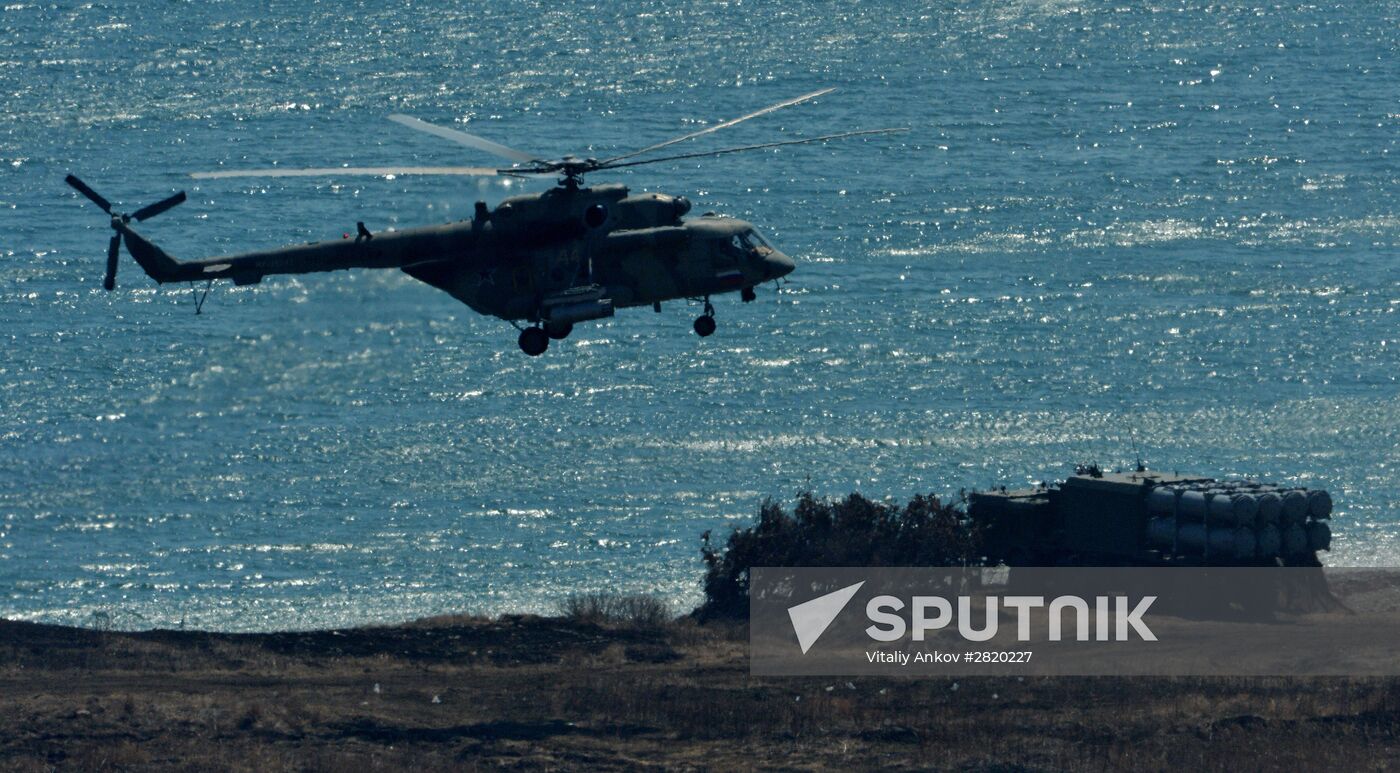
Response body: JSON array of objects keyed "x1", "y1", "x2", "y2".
[{"x1": 65, "y1": 88, "x2": 903, "y2": 355}]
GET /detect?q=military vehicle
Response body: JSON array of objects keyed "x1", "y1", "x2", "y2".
[
  {"x1": 969, "y1": 466, "x2": 1334, "y2": 567},
  {"x1": 65, "y1": 88, "x2": 903, "y2": 355}
]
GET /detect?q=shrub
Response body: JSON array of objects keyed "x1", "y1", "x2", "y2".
[
  {"x1": 557, "y1": 592, "x2": 672, "y2": 628},
  {"x1": 697, "y1": 492, "x2": 980, "y2": 619}
]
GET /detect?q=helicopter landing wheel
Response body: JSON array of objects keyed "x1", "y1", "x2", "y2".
[
  {"x1": 693, "y1": 314, "x2": 717, "y2": 337},
  {"x1": 544, "y1": 321, "x2": 573, "y2": 340},
  {"x1": 518, "y1": 326, "x2": 549, "y2": 356},
  {"x1": 741, "y1": 286, "x2": 757, "y2": 303}
]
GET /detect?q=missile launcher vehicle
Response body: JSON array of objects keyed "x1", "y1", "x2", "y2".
[{"x1": 969, "y1": 467, "x2": 1333, "y2": 567}]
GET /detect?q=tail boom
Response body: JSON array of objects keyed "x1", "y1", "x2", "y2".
[{"x1": 115, "y1": 220, "x2": 482, "y2": 287}]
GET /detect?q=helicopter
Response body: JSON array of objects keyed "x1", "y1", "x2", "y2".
[{"x1": 65, "y1": 88, "x2": 904, "y2": 355}]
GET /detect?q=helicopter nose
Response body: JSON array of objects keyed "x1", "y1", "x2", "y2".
[{"x1": 762, "y1": 250, "x2": 795, "y2": 280}]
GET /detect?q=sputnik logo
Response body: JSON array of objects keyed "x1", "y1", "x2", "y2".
[{"x1": 787, "y1": 581, "x2": 864, "y2": 654}]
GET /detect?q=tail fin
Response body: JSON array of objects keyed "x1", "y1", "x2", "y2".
[
  {"x1": 114, "y1": 221, "x2": 188, "y2": 283},
  {"x1": 64, "y1": 174, "x2": 187, "y2": 289}
]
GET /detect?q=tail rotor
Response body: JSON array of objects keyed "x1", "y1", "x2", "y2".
[
  {"x1": 103, "y1": 229, "x2": 121, "y2": 291},
  {"x1": 64, "y1": 174, "x2": 112, "y2": 214},
  {"x1": 130, "y1": 191, "x2": 188, "y2": 223},
  {"x1": 65, "y1": 174, "x2": 186, "y2": 290}
]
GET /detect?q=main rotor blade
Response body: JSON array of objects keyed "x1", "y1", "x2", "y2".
[
  {"x1": 596, "y1": 127, "x2": 908, "y2": 171},
  {"x1": 599, "y1": 87, "x2": 837, "y2": 165},
  {"x1": 65, "y1": 174, "x2": 112, "y2": 213},
  {"x1": 190, "y1": 166, "x2": 503, "y2": 180},
  {"x1": 103, "y1": 233, "x2": 120, "y2": 291},
  {"x1": 387, "y1": 114, "x2": 540, "y2": 165},
  {"x1": 132, "y1": 191, "x2": 187, "y2": 221}
]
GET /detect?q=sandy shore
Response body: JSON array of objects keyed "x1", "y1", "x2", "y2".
[{"x1": 1, "y1": 614, "x2": 1398, "y2": 770}]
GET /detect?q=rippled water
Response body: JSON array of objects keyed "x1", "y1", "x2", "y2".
[{"x1": 1, "y1": 1, "x2": 1396, "y2": 630}]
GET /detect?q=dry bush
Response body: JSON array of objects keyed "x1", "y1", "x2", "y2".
[{"x1": 556, "y1": 592, "x2": 672, "y2": 628}]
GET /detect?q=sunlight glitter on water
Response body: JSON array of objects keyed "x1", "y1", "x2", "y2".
[{"x1": 0, "y1": 0, "x2": 1396, "y2": 630}]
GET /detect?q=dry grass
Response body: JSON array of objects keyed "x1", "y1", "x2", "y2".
[{"x1": 1, "y1": 616, "x2": 1398, "y2": 771}]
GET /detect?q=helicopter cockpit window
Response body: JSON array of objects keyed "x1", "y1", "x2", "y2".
[
  {"x1": 743, "y1": 229, "x2": 773, "y2": 250},
  {"x1": 724, "y1": 230, "x2": 772, "y2": 256}
]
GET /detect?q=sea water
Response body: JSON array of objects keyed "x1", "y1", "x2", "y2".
[{"x1": 0, "y1": 1, "x2": 1395, "y2": 630}]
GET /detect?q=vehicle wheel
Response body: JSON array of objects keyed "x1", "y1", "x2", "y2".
[
  {"x1": 693, "y1": 315, "x2": 716, "y2": 337},
  {"x1": 741, "y1": 286, "x2": 757, "y2": 303},
  {"x1": 518, "y1": 327, "x2": 549, "y2": 356},
  {"x1": 545, "y1": 321, "x2": 573, "y2": 340}
]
